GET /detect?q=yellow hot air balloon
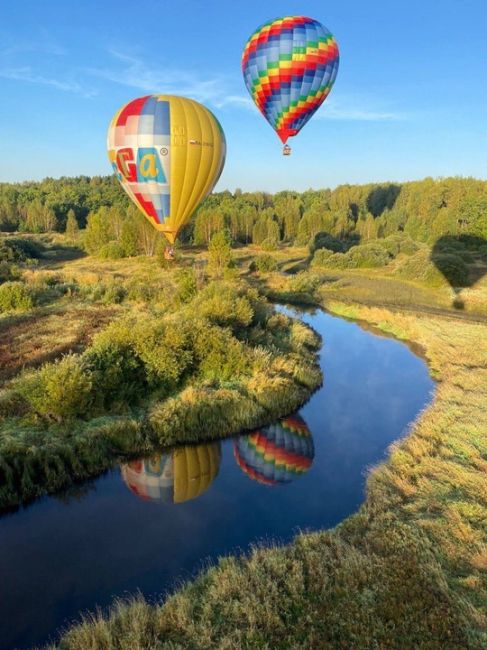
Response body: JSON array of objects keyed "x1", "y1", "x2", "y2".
[
  {"x1": 121, "y1": 441, "x2": 221, "y2": 504},
  {"x1": 107, "y1": 95, "x2": 226, "y2": 245}
]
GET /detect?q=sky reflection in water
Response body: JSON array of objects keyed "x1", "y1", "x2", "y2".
[{"x1": 0, "y1": 307, "x2": 434, "y2": 650}]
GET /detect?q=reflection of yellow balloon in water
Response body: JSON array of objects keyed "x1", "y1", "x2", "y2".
[
  {"x1": 107, "y1": 95, "x2": 226, "y2": 244},
  {"x1": 121, "y1": 442, "x2": 221, "y2": 504}
]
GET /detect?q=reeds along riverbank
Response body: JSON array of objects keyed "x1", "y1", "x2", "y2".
[
  {"x1": 50, "y1": 299, "x2": 486, "y2": 650},
  {"x1": 0, "y1": 281, "x2": 322, "y2": 509}
]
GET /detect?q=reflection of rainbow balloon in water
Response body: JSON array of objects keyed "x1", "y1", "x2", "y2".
[
  {"x1": 234, "y1": 415, "x2": 314, "y2": 485},
  {"x1": 121, "y1": 442, "x2": 221, "y2": 504}
]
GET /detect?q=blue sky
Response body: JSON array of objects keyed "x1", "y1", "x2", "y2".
[{"x1": 1, "y1": 0, "x2": 486, "y2": 191}]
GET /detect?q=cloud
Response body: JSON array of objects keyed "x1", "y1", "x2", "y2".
[
  {"x1": 84, "y1": 50, "x2": 228, "y2": 104},
  {"x1": 316, "y1": 96, "x2": 409, "y2": 122},
  {"x1": 0, "y1": 67, "x2": 96, "y2": 97}
]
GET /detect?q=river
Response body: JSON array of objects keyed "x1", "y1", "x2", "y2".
[{"x1": 0, "y1": 306, "x2": 434, "y2": 649}]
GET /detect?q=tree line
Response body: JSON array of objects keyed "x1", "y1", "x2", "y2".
[{"x1": 0, "y1": 176, "x2": 486, "y2": 256}]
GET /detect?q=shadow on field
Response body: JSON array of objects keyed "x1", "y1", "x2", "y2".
[{"x1": 431, "y1": 234, "x2": 487, "y2": 309}]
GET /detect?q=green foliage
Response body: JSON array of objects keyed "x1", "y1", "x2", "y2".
[
  {"x1": 83, "y1": 208, "x2": 112, "y2": 254},
  {"x1": 84, "y1": 326, "x2": 147, "y2": 408},
  {"x1": 98, "y1": 241, "x2": 126, "y2": 259},
  {"x1": 190, "y1": 282, "x2": 256, "y2": 332},
  {"x1": 348, "y1": 243, "x2": 391, "y2": 268},
  {"x1": 65, "y1": 209, "x2": 79, "y2": 240},
  {"x1": 0, "y1": 281, "x2": 33, "y2": 312},
  {"x1": 175, "y1": 268, "x2": 198, "y2": 303},
  {"x1": 309, "y1": 232, "x2": 345, "y2": 254},
  {"x1": 15, "y1": 355, "x2": 92, "y2": 421},
  {"x1": 312, "y1": 243, "x2": 391, "y2": 269},
  {"x1": 393, "y1": 248, "x2": 446, "y2": 287},
  {"x1": 250, "y1": 254, "x2": 278, "y2": 273},
  {"x1": 208, "y1": 229, "x2": 234, "y2": 277}
]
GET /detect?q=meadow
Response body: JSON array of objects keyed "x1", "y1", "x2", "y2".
[
  {"x1": 47, "y1": 250, "x2": 487, "y2": 650},
  {"x1": 0, "y1": 176, "x2": 486, "y2": 647}
]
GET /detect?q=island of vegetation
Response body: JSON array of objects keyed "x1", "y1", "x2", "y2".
[{"x1": 0, "y1": 175, "x2": 485, "y2": 648}]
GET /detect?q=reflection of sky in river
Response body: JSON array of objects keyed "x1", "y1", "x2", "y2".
[{"x1": 0, "y1": 308, "x2": 434, "y2": 650}]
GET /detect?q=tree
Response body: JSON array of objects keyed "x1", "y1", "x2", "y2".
[
  {"x1": 65, "y1": 209, "x2": 79, "y2": 240},
  {"x1": 208, "y1": 230, "x2": 233, "y2": 278}
]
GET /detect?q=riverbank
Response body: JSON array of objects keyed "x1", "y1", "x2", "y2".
[
  {"x1": 0, "y1": 279, "x2": 322, "y2": 509},
  {"x1": 51, "y1": 290, "x2": 487, "y2": 649}
]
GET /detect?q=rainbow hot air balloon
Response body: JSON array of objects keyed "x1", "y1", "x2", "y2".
[
  {"x1": 121, "y1": 441, "x2": 221, "y2": 504},
  {"x1": 107, "y1": 95, "x2": 226, "y2": 245},
  {"x1": 234, "y1": 414, "x2": 314, "y2": 485},
  {"x1": 242, "y1": 16, "x2": 339, "y2": 155}
]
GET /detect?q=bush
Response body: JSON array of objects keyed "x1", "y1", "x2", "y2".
[
  {"x1": 348, "y1": 243, "x2": 391, "y2": 268},
  {"x1": 98, "y1": 242, "x2": 126, "y2": 259},
  {"x1": 132, "y1": 319, "x2": 194, "y2": 391},
  {"x1": 15, "y1": 355, "x2": 92, "y2": 421},
  {"x1": 377, "y1": 234, "x2": 419, "y2": 257},
  {"x1": 287, "y1": 271, "x2": 323, "y2": 294},
  {"x1": 260, "y1": 237, "x2": 278, "y2": 251},
  {"x1": 192, "y1": 323, "x2": 250, "y2": 381},
  {"x1": 394, "y1": 248, "x2": 446, "y2": 287},
  {"x1": 1, "y1": 237, "x2": 43, "y2": 262},
  {"x1": 0, "y1": 281, "x2": 34, "y2": 312},
  {"x1": 249, "y1": 254, "x2": 278, "y2": 273},
  {"x1": 84, "y1": 326, "x2": 147, "y2": 408},
  {"x1": 190, "y1": 283, "x2": 255, "y2": 332},
  {"x1": 175, "y1": 268, "x2": 198, "y2": 303},
  {"x1": 311, "y1": 248, "x2": 334, "y2": 268}
]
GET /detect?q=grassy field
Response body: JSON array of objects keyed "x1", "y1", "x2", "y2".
[{"x1": 44, "y1": 245, "x2": 487, "y2": 649}]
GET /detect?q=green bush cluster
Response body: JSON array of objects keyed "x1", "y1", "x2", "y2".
[
  {"x1": 249, "y1": 254, "x2": 278, "y2": 273},
  {"x1": 0, "y1": 281, "x2": 322, "y2": 507},
  {"x1": 0, "y1": 281, "x2": 34, "y2": 313}
]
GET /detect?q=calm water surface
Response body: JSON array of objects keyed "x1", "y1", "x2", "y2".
[{"x1": 0, "y1": 307, "x2": 434, "y2": 649}]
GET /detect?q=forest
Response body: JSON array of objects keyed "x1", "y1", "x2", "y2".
[{"x1": 1, "y1": 175, "x2": 486, "y2": 249}]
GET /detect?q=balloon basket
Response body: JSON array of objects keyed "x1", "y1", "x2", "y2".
[
  {"x1": 282, "y1": 145, "x2": 291, "y2": 156},
  {"x1": 164, "y1": 246, "x2": 175, "y2": 261}
]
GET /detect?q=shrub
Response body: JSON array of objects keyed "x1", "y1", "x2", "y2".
[
  {"x1": 311, "y1": 248, "x2": 334, "y2": 267},
  {"x1": 260, "y1": 237, "x2": 278, "y2": 251},
  {"x1": 192, "y1": 322, "x2": 250, "y2": 382},
  {"x1": 175, "y1": 268, "x2": 198, "y2": 303},
  {"x1": 15, "y1": 355, "x2": 92, "y2": 421},
  {"x1": 377, "y1": 234, "x2": 419, "y2": 257},
  {"x1": 84, "y1": 325, "x2": 146, "y2": 408},
  {"x1": 287, "y1": 271, "x2": 323, "y2": 294},
  {"x1": 0, "y1": 281, "x2": 34, "y2": 312},
  {"x1": 394, "y1": 248, "x2": 446, "y2": 287},
  {"x1": 98, "y1": 242, "x2": 126, "y2": 260},
  {"x1": 250, "y1": 254, "x2": 278, "y2": 273},
  {"x1": 132, "y1": 319, "x2": 194, "y2": 391},
  {"x1": 208, "y1": 230, "x2": 234, "y2": 277},
  {"x1": 191, "y1": 283, "x2": 255, "y2": 332},
  {"x1": 348, "y1": 243, "x2": 391, "y2": 268}
]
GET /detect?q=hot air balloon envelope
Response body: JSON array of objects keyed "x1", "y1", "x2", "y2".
[
  {"x1": 107, "y1": 95, "x2": 226, "y2": 244},
  {"x1": 121, "y1": 442, "x2": 221, "y2": 504},
  {"x1": 234, "y1": 415, "x2": 314, "y2": 485},
  {"x1": 242, "y1": 16, "x2": 339, "y2": 146}
]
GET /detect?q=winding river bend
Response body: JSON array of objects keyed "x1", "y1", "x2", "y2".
[{"x1": 0, "y1": 306, "x2": 434, "y2": 650}]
